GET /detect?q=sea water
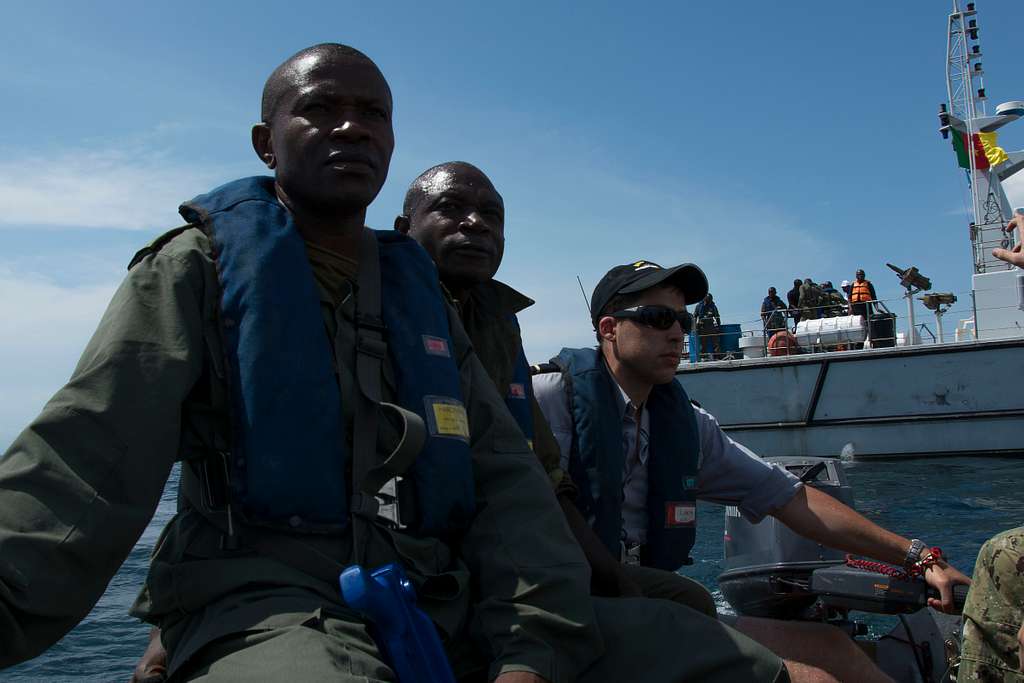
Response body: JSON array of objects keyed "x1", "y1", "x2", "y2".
[{"x1": 5, "y1": 456, "x2": 1023, "y2": 682}]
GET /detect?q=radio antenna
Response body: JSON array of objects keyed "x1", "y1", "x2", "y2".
[{"x1": 576, "y1": 275, "x2": 591, "y2": 317}]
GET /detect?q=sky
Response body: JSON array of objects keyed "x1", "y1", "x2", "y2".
[{"x1": 1, "y1": 0, "x2": 1023, "y2": 445}]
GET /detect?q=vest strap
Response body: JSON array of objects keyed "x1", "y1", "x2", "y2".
[
  {"x1": 370, "y1": 402, "x2": 426, "y2": 493},
  {"x1": 352, "y1": 228, "x2": 384, "y2": 563},
  {"x1": 351, "y1": 229, "x2": 428, "y2": 554}
]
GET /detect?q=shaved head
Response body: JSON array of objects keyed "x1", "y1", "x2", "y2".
[
  {"x1": 260, "y1": 43, "x2": 391, "y2": 123},
  {"x1": 396, "y1": 161, "x2": 505, "y2": 296},
  {"x1": 402, "y1": 161, "x2": 497, "y2": 217},
  {"x1": 251, "y1": 42, "x2": 395, "y2": 220}
]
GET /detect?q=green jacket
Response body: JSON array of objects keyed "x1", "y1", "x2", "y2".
[
  {"x1": 798, "y1": 283, "x2": 823, "y2": 320},
  {"x1": 0, "y1": 226, "x2": 601, "y2": 681},
  {"x1": 450, "y1": 280, "x2": 571, "y2": 496}
]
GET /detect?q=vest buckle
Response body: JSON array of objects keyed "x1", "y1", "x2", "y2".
[
  {"x1": 356, "y1": 313, "x2": 388, "y2": 334},
  {"x1": 351, "y1": 491, "x2": 380, "y2": 519},
  {"x1": 353, "y1": 477, "x2": 410, "y2": 531},
  {"x1": 357, "y1": 335, "x2": 388, "y2": 360},
  {"x1": 621, "y1": 541, "x2": 644, "y2": 566},
  {"x1": 374, "y1": 476, "x2": 408, "y2": 530}
]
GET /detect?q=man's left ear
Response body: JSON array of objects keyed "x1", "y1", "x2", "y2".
[{"x1": 394, "y1": 214, "x2": 410, "y2": 233}]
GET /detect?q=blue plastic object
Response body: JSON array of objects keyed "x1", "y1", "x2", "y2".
[
  {"x1": 689, "y1": 324, "x2": 741, "y2": 361},
  {"x1": 340, "y1": 563, "x2": 456, "y2": 683},
  {"x1": 719, "y1": 324, "x2": 741, "y2": 354}
]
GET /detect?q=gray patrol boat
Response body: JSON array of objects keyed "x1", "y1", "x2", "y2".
[{"x1": 677, "y1": 1, "x2": 1024, "y2": 459}]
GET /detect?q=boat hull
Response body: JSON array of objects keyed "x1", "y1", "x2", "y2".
[{"x1": 676, "y1": 338, "x2": 1024, "y2": 458}]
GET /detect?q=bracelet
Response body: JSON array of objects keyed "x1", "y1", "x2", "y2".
[
  {"x1": 904, "y1": 538, "x2": 925, "y2": 568},
  {"x1": 915, "y1": 547, "x2": 945, "y2": 572}
]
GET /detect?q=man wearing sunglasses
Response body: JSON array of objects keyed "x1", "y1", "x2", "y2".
[{"x1": 533, "y1": 260, "x2": 970, "y2": 683}]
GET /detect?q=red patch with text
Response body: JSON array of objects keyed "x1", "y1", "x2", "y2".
[{"x1": 665, "y1": 502, "x2": 696, "y2": 528}]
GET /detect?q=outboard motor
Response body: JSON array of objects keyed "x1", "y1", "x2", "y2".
[
  {"x1": 718, "y1": 456, "x2": 853, "y2": 619},
  {"x1": 718, "y1": 455, "x2": 967, "y2": 683}
]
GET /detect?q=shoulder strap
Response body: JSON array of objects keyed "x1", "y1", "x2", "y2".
[
  {"x1": 351, "y1": 228, "x2": 427, "y2": 562},
  {"x1": 530, "y1": 361, "x2": 560, "y2": 375}
]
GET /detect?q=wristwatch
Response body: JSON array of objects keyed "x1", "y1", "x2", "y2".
[{"x1": 904, "y1": 538, "x2": 926, "y2": 568}]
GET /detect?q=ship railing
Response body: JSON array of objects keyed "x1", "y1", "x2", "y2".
[
  {"x1": 686, "y1": 280, "x2": 1023, "y2": 363},
  {"x1": 914, "y1": 323, "x2": 937, "y2": 344}
]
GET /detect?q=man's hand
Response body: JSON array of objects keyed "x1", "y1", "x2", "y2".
[
  {"x1": 922, "y1": 557, "x2": 971, "y2": 613},
  {"x1": 992, "y1": 212, "x2": 1024, "y2": 267},
  {"x1": 494, "y1": 673, "x2": 550, "y2": 683},
  {"x1": 773, "y1": 487, "x2": 974, "y2": 614}
]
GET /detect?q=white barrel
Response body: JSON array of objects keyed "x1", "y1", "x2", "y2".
[{"x1": 738, "y1": 334, "x2": 766, "y2": 358}]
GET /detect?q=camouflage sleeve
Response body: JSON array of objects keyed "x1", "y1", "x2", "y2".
[
  {"x1": 0, "y1": 231, "x2": 209, "y2": 669},
  {"x1": 958, "y1": 526, "x2": 1024, "y2": 682}
]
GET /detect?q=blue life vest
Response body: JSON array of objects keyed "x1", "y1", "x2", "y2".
[
  {"x1": 179, "y1": 176, "x2": 475, "y2": 536},
  {"x1": 554, "y1": 347, "x2": 699, "y2": 571},
  {"x1": 504, "y1": 315, "x2": 535, "y2": 447}
]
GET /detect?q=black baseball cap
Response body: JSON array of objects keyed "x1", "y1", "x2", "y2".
[{"x1": 590, "y1": 260, "x2": 709, "y2": 327}]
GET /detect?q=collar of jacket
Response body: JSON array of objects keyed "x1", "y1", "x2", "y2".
[{"x1": 443, "y1": 278, "x2": 535, "y2": 318}]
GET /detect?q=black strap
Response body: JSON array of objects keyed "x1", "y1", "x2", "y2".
[
  {"x1": 352, "y1": 229, "x2": 426, "y2": 560},
  {"x1": 529, "y1": 361, "x2": 560, "y2": 375},
  {"x1": 351, "y1": 228, "x2": 385, "y2": 563}
]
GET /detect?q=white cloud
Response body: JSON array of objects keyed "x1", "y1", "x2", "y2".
[
  {"x1": 0, "y1": 143, "x2": 236, "y2": 231},
  {"x1": 0, "y1": 268, "x2": 118, "y2": 446}
]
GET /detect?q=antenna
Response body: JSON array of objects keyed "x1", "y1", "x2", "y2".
[{"x1": 576, "y1": 275, "x2": 591, "y2": 318}]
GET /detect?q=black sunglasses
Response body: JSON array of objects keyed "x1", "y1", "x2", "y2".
[{"x1": 609, "y1": 305, "x2": 692, "y2": 331}]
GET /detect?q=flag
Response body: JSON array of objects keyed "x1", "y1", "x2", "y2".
[
  {"x1": 952, "y1": 130, "x2": 1008, "y2": 169},
  {"x1": 979, "y1": 131, "x2": 1009, "y2": 167}
]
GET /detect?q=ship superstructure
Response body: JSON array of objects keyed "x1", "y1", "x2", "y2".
[{"x1": 939, "y1": 0, "x2": 1024, "y2": 339}]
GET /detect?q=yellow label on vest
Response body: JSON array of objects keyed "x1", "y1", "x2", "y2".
[{"x1": 425, "y1": 397, "x2": 470, "y2": 440}]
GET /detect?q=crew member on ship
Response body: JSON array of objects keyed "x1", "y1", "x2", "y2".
[
  {"x1": 761, "y1": 287, "x2": 788, "y2": 335},
  {"x1": 694, "y1": 292, "x2": 721, "y2": 360},
  {"x1": 848, "y1": 268, "x2": 877, "y2": 319},
  {"x1": 787, "y1": 278, "x2": 803, "y2": 325}
]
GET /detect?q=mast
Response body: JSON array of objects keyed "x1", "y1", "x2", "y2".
[
  {"x1": 944, "y1": 0, "x2": 982, "y2": 123},
  {"x1": 940, "y1": 1, "x2": 1021, "y2": 274}
]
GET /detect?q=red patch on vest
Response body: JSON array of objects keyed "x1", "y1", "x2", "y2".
[
  {"x1": 508, "y1": 383, "x2": 526, "y2": 399},
  {"x1": 665, "y1": 502, "x2": 696, "y2": 528},
  {"x1": 422, "y1": 336, "x2": 451, "y2": 357}
]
